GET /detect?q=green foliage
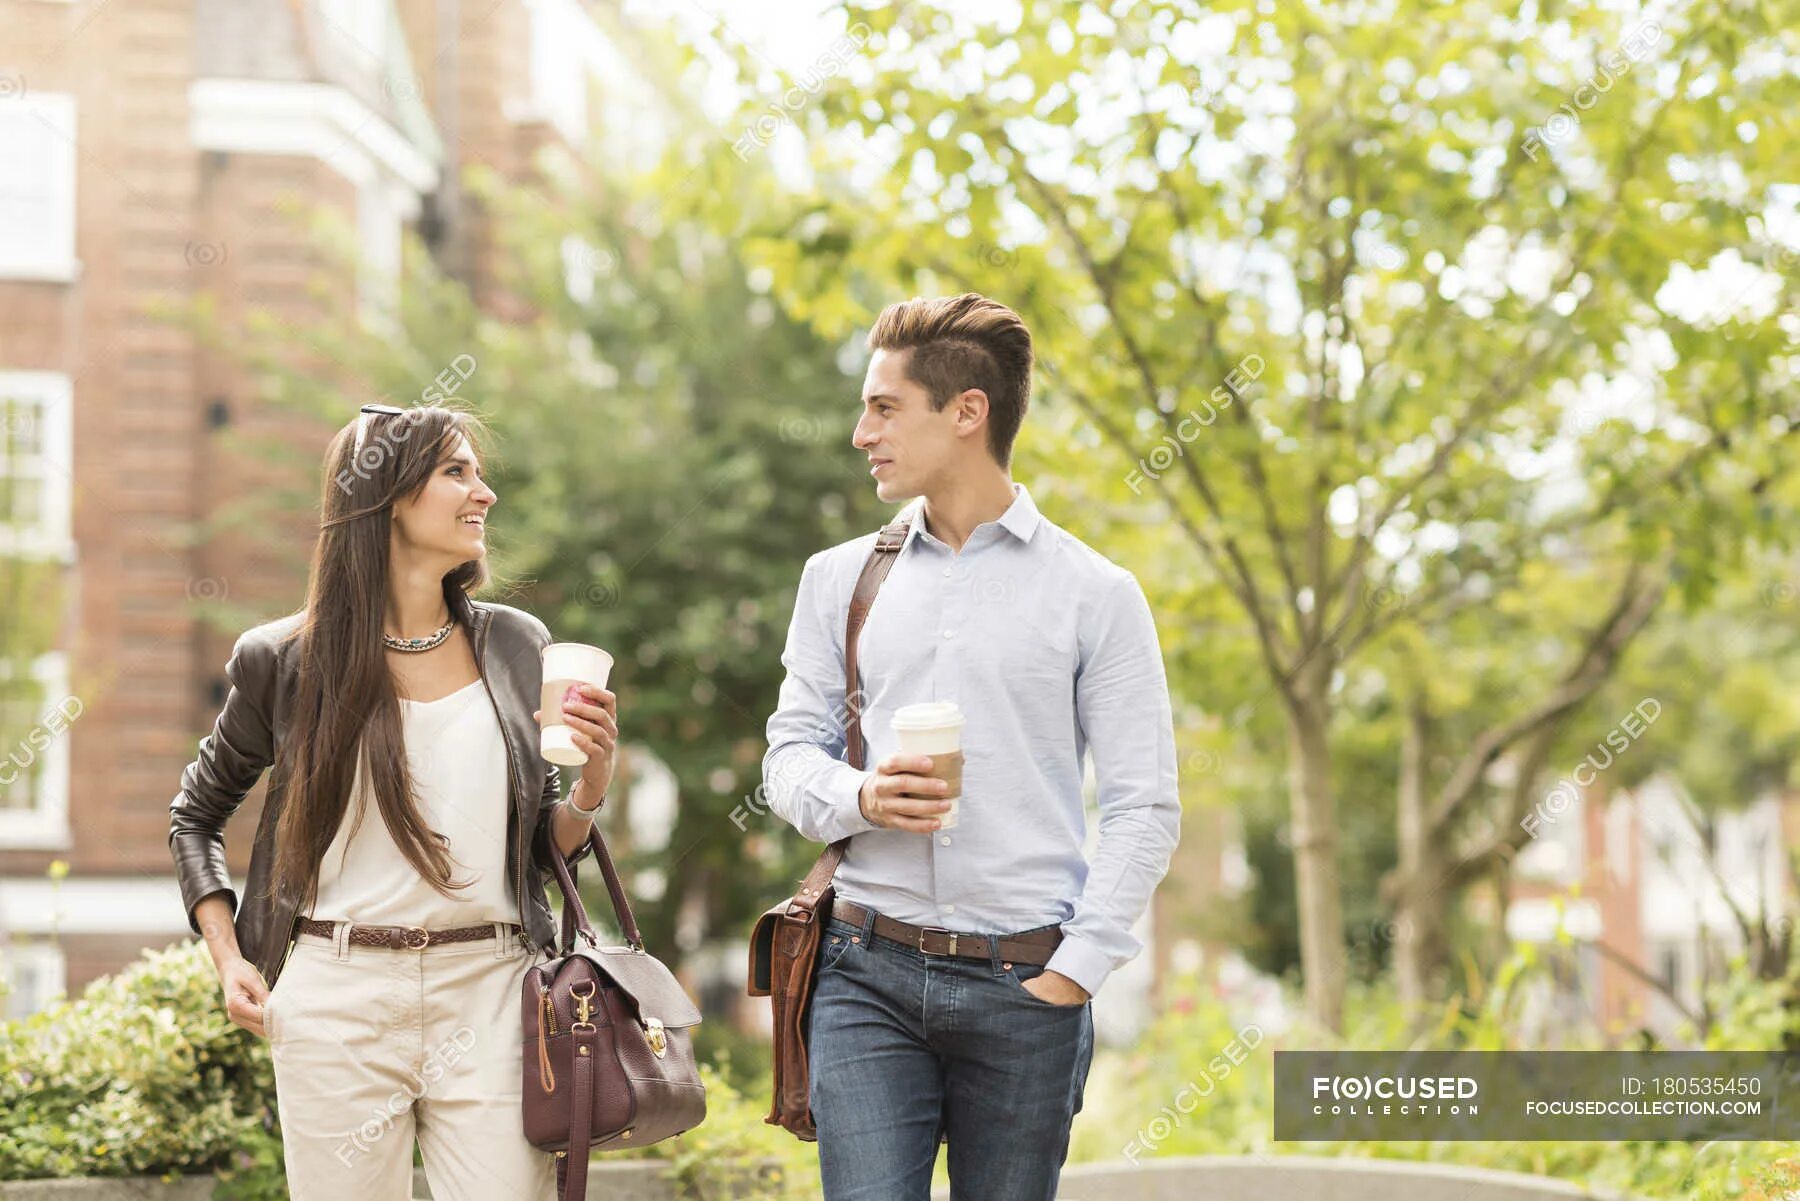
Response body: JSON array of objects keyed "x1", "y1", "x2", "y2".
[
  {"x1": 654, "y1": 1059, "x2": 818, "y2": 1200},
  {"x1": 7, "y1": 938, "x2": 1793, "y2": 1200},
  {"x1": 0, "y1": 940, "x2": 284, "y2": 1198},
  {"x1": 1075, "y1": 949, "x2": 1800, "y2": 1200},
  {"x1": 673, "y1": 0, "x2": 1800, "y2": 1025},
  {"x1": 460, "y1": 164, "x2": 887, "y2": 950},
  {"x1": 0, "y1": 941, "x2": 817, "y2": 1197},
  {"x1": 175, "y1": 147, "x2": 885, "y2": 953},
  {"x1": 1611, "y1": 557, "x2": 1800, "y2": 804}
]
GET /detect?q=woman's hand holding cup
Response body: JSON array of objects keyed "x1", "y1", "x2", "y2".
[
  {"x1": 534, "y1": 683, "x2": 618, "y2": 795},
  {"x1": 535, "y1": 642, "x2": 618, "y2": 796}
]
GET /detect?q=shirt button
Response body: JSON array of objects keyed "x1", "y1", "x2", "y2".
[
  {"x1": 942, "y1": 904, "x2": 956, "y2": 915},
  {"x1": 940, "y1": 835, "x2": 951, "y2": 846},
  {"x1": 942, "y1": 629, "x2": 955, "y2": 639},
  {"x1": 941, "y1": 567, "x2": 952, "y2": 578}
]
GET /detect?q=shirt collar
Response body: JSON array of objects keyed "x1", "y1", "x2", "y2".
[
  {"x1": 901, "y1": 482, "x2": 1043, "y2": 549},
  {"x1": 996, "y1": 482, "x2": 1044, "y2": 543}
]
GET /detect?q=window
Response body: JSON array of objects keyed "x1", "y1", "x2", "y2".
[
  {"x1": 0, "y1": 372, "x2": 74, "y2": 558},
  {"x1": 0, "y1": 92, "x2": 77, "y2": 281},
  {"x1": 0, "y1": 653, "x2": 74, "y2": 849},
  {"x1": 526, "y1": 0, "x2": 600, "y2": 145},
  {"x1": 357, "y1": 180, "x2": 402, "y2": 328},
  {"x1": 0, "y1": 941, "x2": 65, "y2": 1020},
  {"x1": 317, "y1": 0, "x2": 388, "y2": 68}
]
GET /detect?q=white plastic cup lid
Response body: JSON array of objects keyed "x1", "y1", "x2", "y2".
[{"x1": 892, "y1": 701, "x2": 964, "y2": 730}]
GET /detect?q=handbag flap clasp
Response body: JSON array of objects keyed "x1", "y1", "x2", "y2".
[{"x1": 578, "y1": 946, "x2": 703, "y2": 1028}]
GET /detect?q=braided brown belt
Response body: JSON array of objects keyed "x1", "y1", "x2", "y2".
[{"x1": 296, "y1": 915, "x2": 522, "y2": 950}]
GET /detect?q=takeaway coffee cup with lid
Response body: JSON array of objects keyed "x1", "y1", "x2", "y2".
[
  {"x1": 539, "y1": 642, "x2": 614, "y2": 767},
  {"x1": 892, "y1": 701, "x2": 965, "y2": 828}
]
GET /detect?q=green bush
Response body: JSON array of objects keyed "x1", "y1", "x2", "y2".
[
  {"x1": 13, "y1": 936, "x2": 1789, "y2": 1201},
  {"x1": 0, "y1": 940, "x2": 819, "y2": 1199},
  {"x1": 653, "y1": 1058, "x2": 818, "y2": 1200},
  {"x1": 0, "y1": 940, "x2": 285, "y2": 1199},
  {"x1": 1071, "y1": 945, "x2": 1800, "y2": 1201}
]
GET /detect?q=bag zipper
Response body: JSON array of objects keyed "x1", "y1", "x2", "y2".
[
  {"x1": 537, "y1": 980, "x2": 558, "y2": 1093},
  {"x1": 539, "y1": 979, "x2": 559, "y2": 1035}
]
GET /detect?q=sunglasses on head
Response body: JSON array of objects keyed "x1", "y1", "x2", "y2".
[{"x1": 353, "y1": 403, "x2": 407, "y2": 454}]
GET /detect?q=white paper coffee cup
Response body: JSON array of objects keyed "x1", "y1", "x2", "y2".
[
  {"x1": 540, "y1": 642, "x2": 614, "y2": 767},
  {"x1": 892, "y1": 701, "x2": 964, "y2": 828}
]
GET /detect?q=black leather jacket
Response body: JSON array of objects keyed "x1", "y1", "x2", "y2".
[{"x1": 168, "y1": 599, "x2": 591, "y2": 988}]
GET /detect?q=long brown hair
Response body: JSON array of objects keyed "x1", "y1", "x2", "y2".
[{"x1": 264, "y1": 404, "x2": 495, "y2": 913}]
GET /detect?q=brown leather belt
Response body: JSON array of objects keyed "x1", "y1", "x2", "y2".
[
  {"x1": 296, "y1": 915, "x2": 521, "y2": 950},
  {"x1": 831, "y1": 900, "x2": 1063, "y2": 966}
]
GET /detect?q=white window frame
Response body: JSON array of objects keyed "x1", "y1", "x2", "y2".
[
  {"x1": 188, "y1": 80, "x2": 438, "y2": 195},
  {"x1": 0, "y1": 940, "x2": 66, "y2": 1020},
  {"x1": 0, "y1": 652, "x2": 74, "y2": 850},
  {"x1": 0, "y1": 370, "x2": 75, "y2": 561},
  {"x1": 0, "y1": 91, "x2": 77, "y2": 282}
]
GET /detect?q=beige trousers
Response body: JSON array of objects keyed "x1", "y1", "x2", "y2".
[{"x1": 265, "y1": 921, "x2": 555, "y2": 1200}]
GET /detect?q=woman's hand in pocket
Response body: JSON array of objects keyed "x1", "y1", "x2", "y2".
[{"x1": 219, "y1": 956, "x2": 272, "y2": 1038}]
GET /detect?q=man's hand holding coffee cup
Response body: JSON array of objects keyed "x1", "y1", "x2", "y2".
[{"x1": 858, "y1": 754, "x2": 954, "y2": 832}]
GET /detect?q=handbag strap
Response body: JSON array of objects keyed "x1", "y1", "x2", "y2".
[
  {"x1": 550, "y1": 824, "x2": 641, "y2": 950},
  {"x1": 557, "y1": 1023, "x2": 598, "y2": 1201},
  {"x1": 788, "y1": 514, "x2": 913, "y2": 913}
]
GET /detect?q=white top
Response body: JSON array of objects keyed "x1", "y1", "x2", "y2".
[{"x1": 310, "y1": 678, "x2": 519, "y2": 927}]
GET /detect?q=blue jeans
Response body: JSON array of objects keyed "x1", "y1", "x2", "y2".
[{"x1": 806, "y1": 907, "x2": 1095, "y2": 1200}]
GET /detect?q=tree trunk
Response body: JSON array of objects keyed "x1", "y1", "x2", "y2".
[
  {"x1": 1394, "y1": 701, "x2": 1447, "y2": 1017},
  {"x1": 1285, "y1": 669, "x2": 1344, "y2": 1033}
]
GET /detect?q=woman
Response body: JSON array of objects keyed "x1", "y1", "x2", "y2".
[{"x1": 168, "y1": 403, "x2": 618, "y2": 1199}]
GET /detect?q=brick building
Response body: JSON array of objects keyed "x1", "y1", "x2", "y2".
[
  {"x1": 0, "y1": 0, "x2": 632, "y2": 1016},
  {"x1": 1507, "y1": 775, "x2": 1798, "y2": 1041}
]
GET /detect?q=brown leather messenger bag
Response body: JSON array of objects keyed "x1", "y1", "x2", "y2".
[{"x1": 746, "y1": 515, "x2": 910, "y2": 1140}]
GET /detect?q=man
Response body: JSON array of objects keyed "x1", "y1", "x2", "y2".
[{"x1": 762, "y1": 292, "x2": 1181, "y2": 1199}]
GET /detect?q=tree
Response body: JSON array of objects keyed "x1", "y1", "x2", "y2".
[
  {"x1": 686, "y1": 0, "x2": 1800, "y2": 1029},
  {"x1": 184, "y1": 128, "x2": 883, "y2": 960},
  {"x1": 464, "y1": 164, "x2": 886, "y2": 952}
]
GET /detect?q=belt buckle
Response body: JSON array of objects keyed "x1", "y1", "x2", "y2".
[
  {"x1": 402, "y1": 925, "x2": 430, "y2": 950},
  {"x1": 916, "y1": 925, "x2": 957, "y2": 957}
]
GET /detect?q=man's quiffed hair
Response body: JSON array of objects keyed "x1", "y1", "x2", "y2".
[{"x1": 867, "y1": 293, "x2": 1034, "y2": 467}]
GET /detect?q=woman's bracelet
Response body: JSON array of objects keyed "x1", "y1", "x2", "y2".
[{"x1": 568, "y1": 788, "x2": 605, "y2": 821}]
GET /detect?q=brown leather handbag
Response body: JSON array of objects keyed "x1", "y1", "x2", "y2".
[
  {"x1": 748, "y1": 516, "x2": 911, "y2": 1140},
  {"x1": 524, "y1": 824, "x2": 706, "y2": 1200}
]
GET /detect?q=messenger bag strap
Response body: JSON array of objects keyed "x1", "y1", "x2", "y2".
[{"x1": 790, "y1": 514, "x2": 913, "y2": 909}]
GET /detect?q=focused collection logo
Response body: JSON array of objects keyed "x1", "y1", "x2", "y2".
[{"x1": 1311, "y1": 1074, "x2": 1481, "y2": 1116}]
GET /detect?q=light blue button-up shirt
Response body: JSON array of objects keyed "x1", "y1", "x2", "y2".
[{"x1": 762, "y1": 483, "x2": 1181, "y2": 996}]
